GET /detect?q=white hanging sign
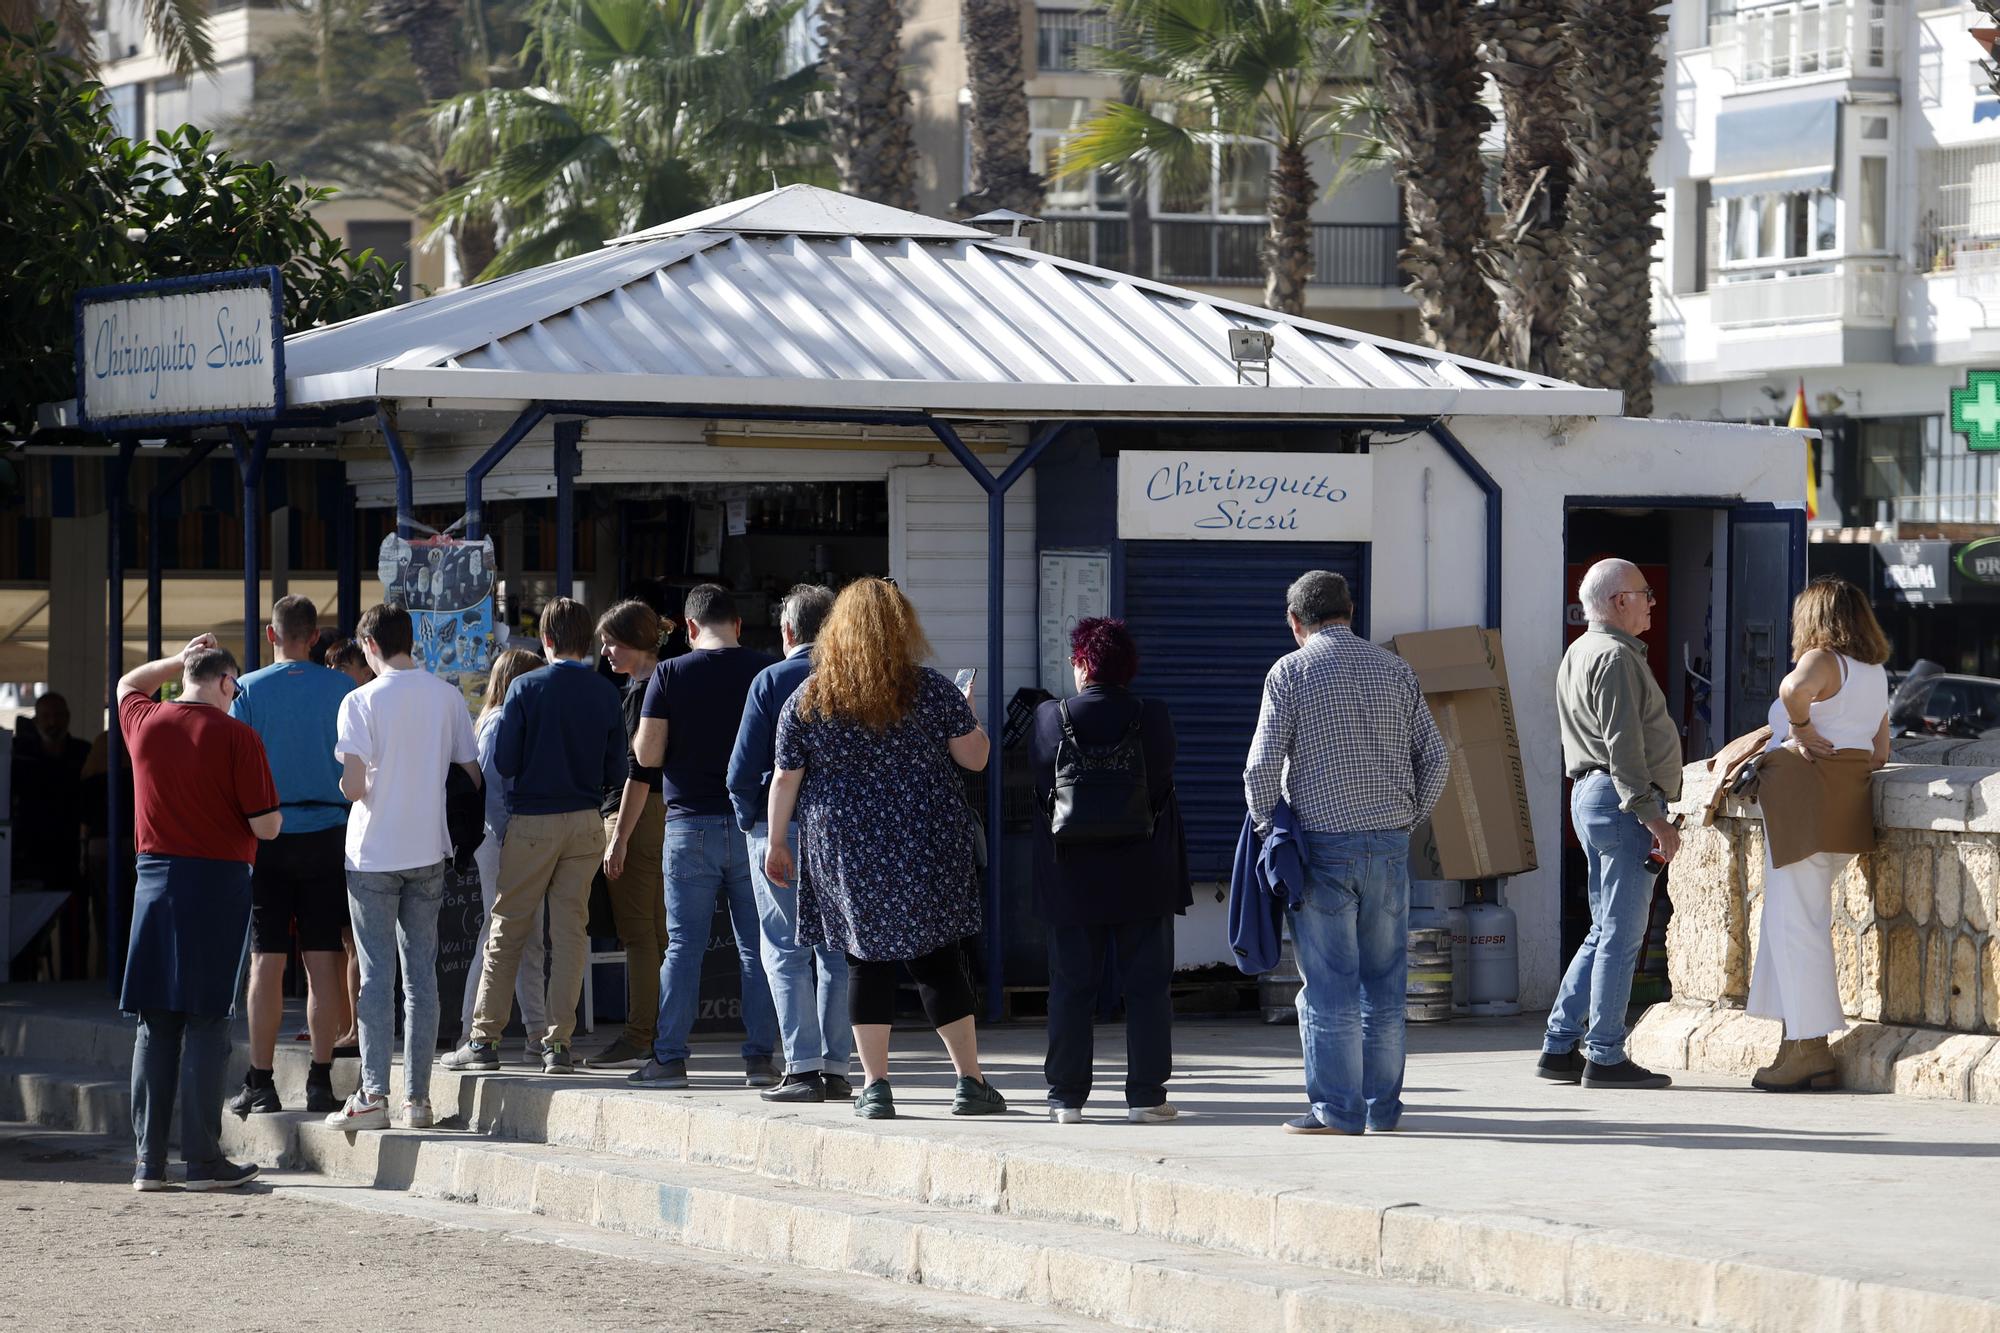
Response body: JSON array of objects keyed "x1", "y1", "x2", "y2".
[
  {"x1": 74, "y1": 267, "x2": 285, "y2": 428},
  {"x1": 1116, "y1": 450, "x2": 1373, "y2": 542}
]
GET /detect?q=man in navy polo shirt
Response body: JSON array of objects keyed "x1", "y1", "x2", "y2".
[
  {"x1": 445, "y1": 598, "x2": 626, "y2": 1075},
  {"x1": 627, "y1": 584, "x2": 779, "y2": 1089}
]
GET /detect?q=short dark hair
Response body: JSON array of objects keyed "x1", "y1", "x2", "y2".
[
  {"x1": 684, "y1": 583, "x2": 737, "y2": 627},
  {"x1": 781, "y1": 584, "x2": 835, "y2": 644},
  {"x1": 270, "y1": 594, "x2": 318, "y2": 643},
  {"x1": 326, "y1": 639, "x2": 369, "y2": 673},
  {"x1": 357, "y1": 602, "x2": 413, "y2": 658},
  {"x1": 597, "y1": 598, "x2": 663, "y2": 654},
  {"x1": 1070, "y1": 617, "x2": 1139, "y2": 688},
  {"x1": 185, "y1": 647, "x2": 239, "y2": 685},
  {"x1": 539, "y1": 597, "x2": 596, "y2": 657},
  {"x1": 1286, "y1": 570, "x2": 1353, "y2": 628}
]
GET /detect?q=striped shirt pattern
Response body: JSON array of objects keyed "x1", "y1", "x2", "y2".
[{"x1": 1243, "y1": 626, "x2": 1451, "y2": 835}]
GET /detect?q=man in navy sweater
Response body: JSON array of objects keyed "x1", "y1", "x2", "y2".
[{"x1": 445, "y1": 598, "x2": 625, "y2": 1075}]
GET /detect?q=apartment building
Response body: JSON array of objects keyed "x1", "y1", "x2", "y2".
[
  {"x1": 902, "y1": 0, "x2": 1418, "y2": 339},
  {"x1": 90, "y1": 0, "x2": 443, "y2": 298},
  {"x1": 1654, "y1": 0, "x2": 2000, "y2": 671}
]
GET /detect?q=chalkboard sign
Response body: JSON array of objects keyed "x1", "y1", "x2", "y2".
[{"x1": 434, "y1": 861, "x2": 485, "y2": 1040}]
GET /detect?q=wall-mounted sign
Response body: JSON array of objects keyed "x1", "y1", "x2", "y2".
[
  {"x1": 1949, "y1": 368, "x2": 2000, "y2": 452},
  {"x1": 1879, "y1": 539, "x2": 1953, "y2": 605},
  {"x1": 1956, "y1": 535, "x2": 2000, "y2": 586},
  {"x1": 74, "y1": 267, "x2": 285, "y2": 430},
  {"x1": 1115, "y1": 450, "x2": 1372, "y2": 542}
]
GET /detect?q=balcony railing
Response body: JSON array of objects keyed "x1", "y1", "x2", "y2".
[
  {"x1": 1036, "y1": 8, "x2": 1116, "y2": 74},
  {"x1": 1040, "y1": 216, "x2": 1402, "y2": 287},
  {"x1": 1710, "y1": 0, "x2": 1896, "y2": 84},
  {"x1": 1711, "y1": 261, "x2": 1897, "y2": 328}
]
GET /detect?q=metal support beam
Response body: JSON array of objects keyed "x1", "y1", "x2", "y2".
[
  {"x1": 554, "y1": 419, "x2": 581, "y2": 597},
  {"x1": 337, "y1": 485, "x2": 361, "y2": 634},
  {"x1": 146, "y1": 438, "x2": 223, "y2": 659},
  {"x1": 923, "y1": 420, "x2": 1070, "y2": 1023},
  {"x1": 105, "y1": 437, "x2": 137, "y2": 990},
  {"x1": 464, "y1": 406, "x2": 549, "y2": 540},
  {"x1": 1423, "y1": 422, "x2": 1502, "y2": 630},
  {"x1": 374, "y1": 404, "x2": 415, "y2": 539},
  {"x1": 228, "y1": 425, "x2": 271, "y2": 669}
]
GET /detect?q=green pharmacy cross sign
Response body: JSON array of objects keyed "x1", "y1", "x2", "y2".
[{"x1": 1951, "y1": 370, "x2": 2000, "y2": 451}]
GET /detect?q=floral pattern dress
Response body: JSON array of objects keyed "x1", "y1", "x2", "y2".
[{"x1": 773, "y1": 667, "x2": 982, "y2": 961}]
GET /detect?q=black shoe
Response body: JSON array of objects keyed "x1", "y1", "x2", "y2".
[
  {"x1": 1582, "y1": 1058, "x2": 1672, "y2": 1089},
  {"x1": 304, "y1": 1080, "x2": 338, "y2": 1114},
  {"x1": 441, "y1": 1041, "x2": 500, "y2": 1072},
  {"x1": 823, "y1": 1073, "x2": 855, "y2": 1101},
  {"x1": 184, "y1": 1159, "x2": 259, "y2": 1191},
  {"x1": 760, "y1": 1072, "x2": 826, "y2": 1103},
  {"x1": 951, "y1": 1076, "x2": 1007, "y2": 1116},
  {"x1": 1536, "y1": 1050, "x2": 1585, "y2": 1084},
  {"x1": 227, "y1": 1077, "x2": 281, "y2": 1118}
]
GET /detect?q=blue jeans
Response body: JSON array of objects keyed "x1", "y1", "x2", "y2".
[
  {"x1": 653, "y1": 816, "x2": 779, "y2": 1064},
  {"x1": 1545, "y1": 772, "x2": 1655, "y2": 1065},
  {"x1": 131, "y1": 1009, "x2": 230, "y2": 1173},
  {"x1": 747, "y1": 823, "x2": 851, "y2": 1075},
  {"x1": 1289, "y1": 830, "x2": 1410, "y2": 1133},
  {"x1": 347, "y1": 860, "x2": 448, "y2": 1102}
]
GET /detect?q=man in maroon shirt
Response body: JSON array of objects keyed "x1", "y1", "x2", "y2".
[{"x1": 119, "y1": 633, "x2": 282, "y2": 1192}]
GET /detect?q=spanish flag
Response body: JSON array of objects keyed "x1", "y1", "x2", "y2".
[{"x1": 1790, "y1": 379, "x2": 1817, "y2": 520}]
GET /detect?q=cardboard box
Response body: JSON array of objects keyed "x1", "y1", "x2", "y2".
[{"x1": 1389, "y1": 626, "x2": 1537, "y2": 882}]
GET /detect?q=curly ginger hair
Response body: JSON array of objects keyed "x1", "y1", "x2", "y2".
[{"x1": 798, "y1": 578, "x2": 933, "y2": 731}]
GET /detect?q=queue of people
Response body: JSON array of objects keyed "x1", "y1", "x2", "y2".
[{"x1": 116, "y1": 562, "x2": 1891, "y2": 1188}]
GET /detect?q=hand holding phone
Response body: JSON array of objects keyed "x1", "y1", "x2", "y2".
[{"x1": 954, "y1": 667, "x2": 977, "y2": 704}]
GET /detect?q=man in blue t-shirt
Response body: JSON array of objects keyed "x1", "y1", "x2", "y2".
[
  {"x1": 627, "y1": 584, "x2": 779, "y2": 1089},
  {"x1": 225, "y1": 595, "x2": 356, "y2": 1117}
]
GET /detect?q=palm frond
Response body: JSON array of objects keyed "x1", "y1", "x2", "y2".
[{"x1": 139, "y1": 0, "x2": 216, "y2": 74}]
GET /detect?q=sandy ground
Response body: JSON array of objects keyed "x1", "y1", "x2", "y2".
[{"x1": 0, "y1": 1124, "x2": 1020, "y2": 1333}]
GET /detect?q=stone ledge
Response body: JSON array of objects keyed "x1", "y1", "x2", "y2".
[
  {"x1": 1630, "y1": 1001, "x2": 2000, "y2": 1105},
  {"x1": 1670, "y1": 762, "x2": 2000, "y2": 833}
]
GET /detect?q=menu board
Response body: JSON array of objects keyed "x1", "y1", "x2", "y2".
[{"x1": 1038, "y1": 549, "x2": 1111, "y2": 698}]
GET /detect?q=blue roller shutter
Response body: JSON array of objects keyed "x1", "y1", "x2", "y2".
[{"x1": 1122, "y1": 540, "x2": 1368, "y2": 879}]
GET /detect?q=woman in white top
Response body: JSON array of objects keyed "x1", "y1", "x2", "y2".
[{"x1": 1749, "y1": 577, "x2": 1892, "y2": 1092}]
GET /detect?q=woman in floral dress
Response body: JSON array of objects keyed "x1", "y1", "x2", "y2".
[{"x1": 766, "y1": 578, "x2": 1005, "y2": 1120}]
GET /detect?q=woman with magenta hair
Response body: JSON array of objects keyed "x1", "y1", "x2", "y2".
[{"x1": 1029, "y1": 617, "x2": 1189, "y2": 1124}]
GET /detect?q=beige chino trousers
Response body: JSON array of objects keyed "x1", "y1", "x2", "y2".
[{"x1": 470, "y1": 808, "x2": 605, "y2": 1048}]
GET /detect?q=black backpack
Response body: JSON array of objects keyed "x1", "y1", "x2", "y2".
[{"x1": 1048, "y1": 698, "x2": 1155, "y2": 847}]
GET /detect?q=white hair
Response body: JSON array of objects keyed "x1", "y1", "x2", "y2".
[{"x1": 1579, "y1": 558, "x2": 1638, "y2": 622}]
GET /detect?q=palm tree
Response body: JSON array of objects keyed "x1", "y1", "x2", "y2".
[
  {"x1": 1369, "y1": 0, "x2": 1496, "y2": 359},
  {"x1": 2, "y1": 0, "x2": 213, "y2": 74},
  {"x1": 1059, "y1": 0, "x2": 1377, "y2": 317},
  {"x1": 1559, "y1": 0, "x2": 1666, "y2": 414},
  {"x1": 430, "y1": 0, "x2": 826, "y2": 278},
  {"x1": 818, "y1": 0, "x2": 920, "y2": 209},
  {"x1": 959, "y1": 0, "x2": 1042, "y2": 214},
  {"x1": 1480, "y1": 0, "x2": 1570, "y2": 375}
]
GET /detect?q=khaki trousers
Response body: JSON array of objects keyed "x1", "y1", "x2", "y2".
[
  {"x1": 606, "y1": 797, "x2": 668, "y2": 1046},
  {"x1": 471, "y1": 808, "x2": 605, "y2": 1048}
]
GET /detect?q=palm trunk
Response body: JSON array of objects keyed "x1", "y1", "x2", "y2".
[
  {"x1": 1264, "y1": 142, "x2": 1314, "y2": 317},
  {"x1": 1120, "y1": 73, "x2": 1153, "y2": 278},
  {"x1": 819, "y1": 0, "x2": 921, "y2": 210},
  {"x1": 1481, "y1": 0, "x2": 1571, "y2": 376},
  {"x1": 1559, "y1": 0, "x2": 1667, "y2": 415},
  {"x1": 367, "y1": 0, "x2": 494, "y2": 280},
  {"x1": 1370, "y1": 0, "x2": 1499, "y2": 361},
  {"x1": 959, "y1": 0, "x2": 1042, "y2": 214}
]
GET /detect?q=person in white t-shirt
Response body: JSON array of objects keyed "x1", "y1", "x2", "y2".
[{"x1": 323, "y1": 603, "x2": 480, "y2": 1133}]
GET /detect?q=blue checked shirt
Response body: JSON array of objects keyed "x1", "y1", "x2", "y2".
[{"x1": 1243, "y1": 626, "x2": 1451, "y2": 835}]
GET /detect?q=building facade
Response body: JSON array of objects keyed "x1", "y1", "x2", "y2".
[{"x1": 1653, "y1": 0, "x2": 2000, "y2": 670}]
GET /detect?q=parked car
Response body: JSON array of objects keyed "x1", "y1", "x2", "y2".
[{"x1": 1888, "y1": 663, "x2": 2000, "y2": 739}]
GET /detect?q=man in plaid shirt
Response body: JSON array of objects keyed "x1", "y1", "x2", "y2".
[{"x1": 1243, "y1": 571, "x2": 1449, "y2": 1135}]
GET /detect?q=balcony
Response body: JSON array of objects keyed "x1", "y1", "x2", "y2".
[
  {"x1": 1040, "y1": 217, "x2": 1402, "y2": 288},
  {"x1": 1711, "y1": 261, "x2": 1897, "y2": 328},
  {"x1": 1035, "y1": 8, "x2": 1116, "y2": 75},
  {"x1": 1710, "y1": 0, "x2": 1896, "y2": 86}
]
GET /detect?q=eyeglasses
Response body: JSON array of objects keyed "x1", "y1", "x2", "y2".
[
  {"x1": 1616, "y1": 587, "x2": 1657, "y2": 605},
  {"x1": 222, "y1": 674, "x2": 239, "y2": 693}
]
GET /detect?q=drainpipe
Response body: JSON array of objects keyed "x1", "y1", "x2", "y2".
[{"x1": 1423, "y1": 422, "x2": 1502, "y2": 630}]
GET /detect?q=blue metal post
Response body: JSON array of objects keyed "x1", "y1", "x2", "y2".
[
  {"x1": 554, "y1": 420, "x2": 580, "y2": 597},
  {"x1": 105, "y1": 438, "x2": 137, "y2": 988},
  {"x1": 229, "y1": 425, "x2": 271, "y2": 669},
  {"x1": 145, "y1": 437, "x2": 222, "y2": 660},
  {"x1": 374, "y1": 404, "x2": 415, "y2": 540},
  {"x1": 464, "y1": 406, "x2": 548, "y2": 541},
  {"x1": 337, "y1": 485, "x2": 361, "y2": 633}
]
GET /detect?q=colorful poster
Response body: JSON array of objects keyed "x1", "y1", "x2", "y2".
[{"x1": 379, "y1": 530, "x2": 498, "y2": 709}]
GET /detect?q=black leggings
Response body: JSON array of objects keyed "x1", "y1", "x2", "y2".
[{"x1": 847, "y1": 941, "x2": 977, "y2": 1028}]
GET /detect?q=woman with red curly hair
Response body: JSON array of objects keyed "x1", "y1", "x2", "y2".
[
  {"x1": 1029, "y1": 617, "x2": 1189, "y2": 1125},
  {"x1": 766, "y1": 578, "x2": 1004, "y2": 1120}
]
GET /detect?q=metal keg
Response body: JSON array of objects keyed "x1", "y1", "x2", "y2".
[
  {"x1": 1258, "y1": 935, "x2": 1301, "y2": 1024},
  {"x1": 1406, "y1": 926, "x2": 1454, "y2": 1023}
]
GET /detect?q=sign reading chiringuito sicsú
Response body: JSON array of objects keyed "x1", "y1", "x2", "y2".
[
  {"x1": 74, "y1": 267, "x2": 285, "y2": 430},
  {"x1": 1116, "y1": 450, "x2": 1373, "y2": 542}
]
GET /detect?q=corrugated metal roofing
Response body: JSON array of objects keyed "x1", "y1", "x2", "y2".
[{"x1": 284, "y1": 185, "x2": 1622, "y2": 418}]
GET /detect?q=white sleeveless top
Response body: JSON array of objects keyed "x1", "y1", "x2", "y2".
[{"x1": 1765, "y1": 652, "x2": 1889, "y2": 753}]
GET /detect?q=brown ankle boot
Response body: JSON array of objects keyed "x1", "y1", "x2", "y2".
[{"x1": 1752, "y1": 1036, "x2": 1838, "y2": 1092}]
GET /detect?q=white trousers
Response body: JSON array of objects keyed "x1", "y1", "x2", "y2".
[
  {"x1": 1746, "y1": 846, "x2": 1849, "y2": 1040},
  {"x1": 460, "y1": 834, "x2": 549, "y2": 1036}
]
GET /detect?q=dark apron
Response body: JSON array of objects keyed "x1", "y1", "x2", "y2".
[{"x1": 120, "y1": 853, "x2": 253, "y2": 1017}]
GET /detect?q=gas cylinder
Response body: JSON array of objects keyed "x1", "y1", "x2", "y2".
[
  {"x1": 1464, "y1": 878, "x2": 1521, "y2": 1016},
  {"x1": 1411, "y1": 880, "x2": 1471, "y2": 1015}
]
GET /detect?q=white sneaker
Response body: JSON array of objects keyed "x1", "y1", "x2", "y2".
[
  {"x1": 1128, "y1": 1103, "x2": 1179, "y2": 1124},
  {"x1": 403, "y1": 1099, "x2": 434, "y2": 1129},
  {"x1": 324, "y1": 1091, "x2": 389, "y2": 1131},
  {"x1": 1049, "y1": 1106, "x2": 1084, "y2": 1124}
]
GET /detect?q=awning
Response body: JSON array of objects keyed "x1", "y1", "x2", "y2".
[{"x1": 1712, "y1": 98, "x2": 1840, "y2": 199}]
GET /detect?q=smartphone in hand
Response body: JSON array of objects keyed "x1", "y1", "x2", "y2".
[{"x1": 954, "y1": 667, "x2": 978, "y2": 696}]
